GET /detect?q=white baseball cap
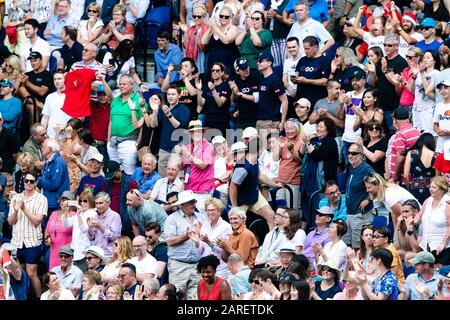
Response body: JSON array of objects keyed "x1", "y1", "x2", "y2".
[
  {"x1": 230, "y1": 141, "x2": 247, "y2": 153},
  {"x1": 211, "y1": 135, "x2": 226, "y2": 145},
  {"x1": 242, "y1": 127, "x2": 258, "y2": 139},
  {"x1": 89, "y1": 153, "x2": 104, "y2": 163}
]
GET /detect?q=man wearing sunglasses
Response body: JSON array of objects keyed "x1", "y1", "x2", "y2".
[
  {"x1": 8, "y1": 171, "x2": 48, "y2": 299},
  {"x1": 416, "y1": 18, "x2": 441, "y2": 56}
]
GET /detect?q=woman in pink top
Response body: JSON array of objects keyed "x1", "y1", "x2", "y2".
[
  {"x1": 44, "y1": 192, "x2": 76, "y2": 270},
  {"x1": 397, "y1": 47, "x2": 422, "y2": 110},
  {"x1": 333, "y1": 271, "x2": 364, "y2": 300},
  {"x1": 176, "y1": 120, "x2": 216, "y2": 215}
]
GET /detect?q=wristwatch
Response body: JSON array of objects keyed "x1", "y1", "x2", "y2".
[{"x1": 397, "y1": 26, "x2": 402, "y2": 32}]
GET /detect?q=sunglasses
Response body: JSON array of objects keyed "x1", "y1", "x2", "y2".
[
  {"x1": 348, "y1": 151, "x2": 361, "y2": 156},
  {"x1": 368, "y1": 126, "x2": 381, "y2": 131},
  {"x1": 372, "y1": 234, "x2": 386, "y2": 239},
  {"x1": 405, "y1": 55, "x2": 416, "y2": 60},
  {"x1": 335, "y1": 54, "x2": 341, "y2": 58},
  {"x1": 383, "y1": 43, "x2": 396, "y2": 47},
  {"x1": 79, "y1": 199, "x2": 89, "y2": 203},
  {"x1": 420, "y1": 26, "x2": 432, "y2": 31},
  {"x1": 211, "y1": 68, "x2": 222, "y2": 73},
  {"x1": 251, "y1": 17, "x2": 261, "y2": 21},
  {"x1": 192, "y1": 15, "x2": 204, "y2": 19},
  {"x1": 219, "y1": 14, "x2": 230, "y2": 19},
  {"x1": 24, "y1": 179, "x2": 36, "y2": 184},
  {"x1": 5, "y1": 64, "x2": 12, "y2": 68},
  {"x1": 322, "y1": 267, "x2": 331, "y2": 272},
  {"x1": 257, "y1": 59, "x2": 267, "y2": 63},
  {"x1": 59, "y1": 254, "x2": 71, "y2": 259},
  {"x1": 88, "y1": 9, "x2": 97, "y2": 13},
  {"x1": 113, "y1": 243, "x2": 118, "y2": 247},
  {"x1": 86, "y1": 256, "x2": 98, "y2": 261},
  {"x1": 251, "y1": 279, "x2": 260, "y2": 285}
]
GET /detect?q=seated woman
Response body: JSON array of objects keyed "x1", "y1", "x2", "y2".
[
  {"x1": 99, "y1": 4, "x2": 134, "y2": 50},
  {"x1": 101, "y1": 236, "x2": 134, "y2": 286},
  {"x1": 40, "y1": 272, "x2": 76, "y2": 300},
  {"x1": 131, "y1": 153, "x2": 161, "y2": 200},
  {"x1": 311, "y1": 260, "x2": 342, "y2": 300},
  {"x1": 197, "y1": 255, "x2": 232, "y2": 300},
  {"x1": 242, "y1": 268, "x2": 272, "y2": 300},
  {"x1": 77, "y1": 2, "x2": 104, "y2": 45}
]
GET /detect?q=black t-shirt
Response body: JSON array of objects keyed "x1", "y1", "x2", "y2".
[
  {"x1": 231, "y1": 70, "x2": 260, "y2": 124},
  {"x1": 202, "y1": 81, "x2": 231, "y2": 123},
  {"x1": 61, "y1": 41, "x2": 84, "y2": 72},
  {"x1": 25, "y1": 70, "x2": 53, "y2": 103},
  {"x1": 257, "y1": 72, "x2": 285, "y2": 121},
  {"x1": 376, "y1": 54, "x2": 408, "y2": 111},
  {"x1": 425, "y1": 1, "x2": 450, "y2": 22},
  {"x1": 0, "y1": 128, "x2": 20, "y2": 173},
  {"x1": 365, "y1": 138, "x2": 388, "y2": 175},
  {"x1": 295, "y1": 55, "x2": 331, "y2": 107},
  {"x1": 172, "y1": 79, "x2": 198, "y2": 120}
]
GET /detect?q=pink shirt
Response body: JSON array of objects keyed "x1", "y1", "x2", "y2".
[
  {"x1": 389, "y1": 123, "x2": 421, "y2": 179},
  {"x1": 184, "y1": 139, "x2": 215, "y2": 193},
  {"x1": 399, "y1": 67, "x2": 415, "y2": 107},
  {"x1": 45, "y1": 210, "x2": 75, "y2": 270}
]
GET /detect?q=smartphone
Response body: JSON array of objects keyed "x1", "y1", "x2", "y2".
[
  {"x1": 68, "y1": 200, "x2": 79, "y2": 207},
  {"x1": 312, "y1": 276, "x2": 323, "y2": 282}
]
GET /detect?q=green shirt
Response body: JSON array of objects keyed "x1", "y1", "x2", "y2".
[
  {"x1": 110, "y1": 92, "x2": 147, "y2": 137},
  {"x1": 240, "y1": 29, "x2": 272, "y2": 69}
]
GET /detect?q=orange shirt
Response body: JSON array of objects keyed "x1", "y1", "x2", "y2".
[
  {"x1": 278, "y1": 136, "x2": 302, "y2": 185},
  {"x1": 227, "y1": 224, "x2": 259, "y2": 268},
  {"x1": 387, "y1": 244, "x2": 405, "y2": 285}
]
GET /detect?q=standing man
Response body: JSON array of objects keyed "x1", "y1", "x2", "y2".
[
  {"x1": 282, "y1": 37, "x2": 302, "y2": 117},
  {"x1": 150, "y1": 85, "x2": 190, "y2": 177},
  {"x1": 164, "y1": 190, "x2": 203, "y2": 300},
  {"x1": 256, "y1": 52, "x2": 288, "y2": 138},
  {"x1": 87, "y1": 192, "x2": 122, "y2": 260},
  {"x1": 22, "y1": 123, "x2": 46, "y2": 171},
  {"x1": 37, "y1": 138, "x2": 70, "y2": 218},
  {"x1": 286, "y1": 0, "x2": 335, "y2": 57},
  {"x1": 8, "y1": 171, "x2": 48, "y2": 299},
  {"x1": 375, "y1": 33, "x2": 408, "y2": 136},
  {"x1": 415, "y1": 18, "x2": 442, "y2": 56},
  {"x1": 41, "y1": 70, "x2": 71, "y2": 139},
  {"x1": 18, "y1": 51, "x2": 52, "y2": 111},
  {"x1": 107, "y1": 74, "x2": 146, "y2": 175},
  {"x1": 20, "y1": 18, "x2": 50, "y2": 72},
  {"x1": 154, "y1": 30, "x2": 183, "y2": 87},
  {"x1": 394, "y1": 12, "x2": 424, "y2": 58},
  {"x1": 126, "y1": 190, "x2": 168, "y2": 236}
]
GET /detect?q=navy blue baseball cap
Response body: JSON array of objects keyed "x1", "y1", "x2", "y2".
[{"x1": 257, "y1": 51, "x2": 274, "y2": 63}]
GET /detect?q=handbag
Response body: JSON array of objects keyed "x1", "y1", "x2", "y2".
[{"x1": 137, "y1": 129, "x2": 155, "y2": 162}]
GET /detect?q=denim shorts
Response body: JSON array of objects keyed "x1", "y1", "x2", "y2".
[{"x1": 17, "y1": 244, "x2": 42, "y2": 265}]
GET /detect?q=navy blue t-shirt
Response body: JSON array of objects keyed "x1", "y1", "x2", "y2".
[
  {"x1": 257, "y1": 72, "x2": 285, "y2": 121},
  {"x1": 202, "y1": 81, "x2": 231, "y2": 123},
  {"x1": 231, "y1": 71, "x2": 260, "y2": 124},
  {"x1": 76, "y1": 175, "x2": 106, "y2": 196},
  {"x1": 151, "y1": 241, "x2": 169, "y2": 286},
  {"x1": 295, "y1": 55, "x2": 331, "y2": 107},
  {"x1": 157, "y1": 103, "x2": 190, "y2": 152}
]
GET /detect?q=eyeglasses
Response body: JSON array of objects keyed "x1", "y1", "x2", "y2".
[
  {"x1": 219, "y1": 14, "x2": 230, "y2": 19},
  {"x1": 211, "y1": 68, "x2": 222, "y2": 73},
  {"x1": 24, "y1": 179, "x2": 36, "y2": 184},
  {"x1": 275, "y1": 212, "x2": 289, "y2": 219},
  {"x1": 383, "y1": 43, "x2": 396, "y2": 47},
  {"x1": 251, "y1": 17, "x2": 261, "y2": 21},
  {"x1": 326, "y1": 190, "x2": 339, "y2": 196},
  {"x1": 405, "y1": 55, "x2": 416, "y2": 60},
  {"x1": 372, "y1": 234, "x2": 386, "y2": 239},
  {"x1": 193, "y1": 15, "x2": 204, "y2": 19},
  {"x1": 112, "y1": 13, "x2": 123, "y2": 16},
  {"x1": 133, "y1": 244, "x2": 145, "y2": 248},
  {"x1": 348, "y1": 151, "x2": 361, "y2": 156},
  {"x1": 368, "y1": 126, "x2": 381, "y2": 131},
  {"x1": 86, "y1": 256, "x2": 98, "y2": 261},
  {"x1": 88, "y1": 9, "x2": 97, "y2": 13}
]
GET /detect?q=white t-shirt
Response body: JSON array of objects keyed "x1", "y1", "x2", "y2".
[
  {"x1": 258, "y1": 149, "x2": 279, "y2": 180},
  {"x1": 62, "y1": 209, "x2": 98, "y2": 260},
  {"x1": 291, "y1": 229, "x2": 306, "y2": 248},
  {"x1": 127, "y1": 254, "x2": 158, "y2": 277},
  {"x1": 317, "y1": 240, "x2": 348, "y2": 270},
  {"x1": 282, "y1": 55, "x2": 301, "y2": 96},
  {"x1": 286, "y1": 18, "x2": 333, "y2": 57},
  {"x1": 78, "y1": 20, "x2": 104, "y2": 42},
  {"x1": 20, "y1": 37, "x2": 51, "y2": 72},
  {"x1": 433, "y1": 101, "x2": 450, "y2": 153},
  {"x1": 362, "y1": 32, "x2": 385, "y2": 55},
  {"x1": 40, "y1": 288, "x2": 76, "y2": 300},
  {"x1": 242, "y1": 291, "x2": 272, "y2": 300},
  {"x1": 432, "y1": 69, "x2": 450, "y2": 104},
  {"x1": 214, "y1": 155, "x2": 227, "y2": 179},
  {"x1": 382, "y1": 185, "x2": 417, "y2": 212},
  {"x1": 399, "y1": 32, "x2": 424, "y2": 58},
  {"x1": 342, "y1": 90, "x2": 364, "y2": 143},
  {"x1": 42, "y1": 91, "x2": 71, "y2": 139}
]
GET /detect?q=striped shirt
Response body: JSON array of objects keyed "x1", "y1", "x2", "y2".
[
  {"x1": 10, "y1": 191, "x2": 48, "y2": 248},
  {"x1": 389, "y1": 123, "x2": 421, "y2": 179},
  {"x1": 70, "y1": 60, "x2": 106, "y2": 101}
]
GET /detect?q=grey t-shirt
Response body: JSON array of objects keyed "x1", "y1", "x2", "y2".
[{"x1": 313, "y1": 98, "x2": 343, "y2": 136}]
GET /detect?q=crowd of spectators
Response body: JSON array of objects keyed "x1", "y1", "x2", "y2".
[{"x1": 1, "y1": 0, "x2": 450, "y2": 302}]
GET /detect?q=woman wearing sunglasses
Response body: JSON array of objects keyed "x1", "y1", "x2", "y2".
[
  {"x1": 242, "y1": 268, "x2": 272, "y2": 300},
  {"x1": 330, "y1": 46, "x2": 364, "y2": 92},
  {"x1": 310, "y1": 260, "x2": 342, "y2": 300},
  {"x1": 358, "y1": 119, "x2": 387, "y2": 176},
  {"x1": 61, "y1": 190, "x2": 97, "y2": 272},
  {"x1": 235, "y1": 10, "x2": 272, "y2": 70},
  {"x1": 201, "y1": 6, "x2": 240, "y2": 72},
  {"x1": 100, "y1": 235, "x2": 134, "y2": 286},
  {"x1": 77, "y1": 3, "x2": 104, "y2": 45},
  {"x1": 352, "y1": 89, "x2": 384, "y2": 137}
]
